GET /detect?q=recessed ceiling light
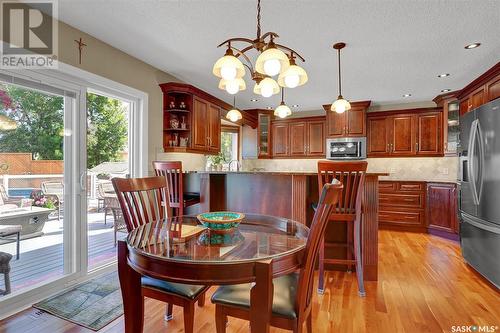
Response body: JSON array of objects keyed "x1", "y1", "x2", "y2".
[
  {"x1": 403, "y1": 93, "x2": 412, "y2": 98},
  {"x1": 441, "y1": 89, "x2": 451, "y2": 93},
  {"x1": 292, "y1": 104, "x2": 299, "y2": 108},
  {"x1": 250, "y1": 98, "x2": 258, "y2": 102},
  {"x1": 465, "y1": 43, "x2": 481, "y2": 49},
  {"x1": 438, "y1": 73, "x2": 450, "y2": 78},
  {"x1": 266, "y1": 106, "x2": 273, "y2": 110}
]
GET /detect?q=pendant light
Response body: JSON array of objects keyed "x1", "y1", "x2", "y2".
[
  {"x1": 226, "y1": 96, "x2": 243, "y2": 122},
  {"x1": 218, "y1": 78, "x2": 246, "y2": 95},
  {"x1": 330, "y1": 42, "x2": 351, "y2": 114},
  {"x1": 253, "y1": 77, "x2": 280, "y2": 97},
  {"x1": 213, "y1": 45, "x2": 246, "y2": 80},
  {"x1": 274, "y1": 89, "x2": 292, "y2": 118},
  {"x1": 278, "y1": 55, "x2": 308, "y2": 88},
  {"x1": 255, "y1": 39, "x2": 290, "y2": 77}
]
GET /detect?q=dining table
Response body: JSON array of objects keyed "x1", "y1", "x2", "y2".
[{"x1": 117, "y1": 213, "x2": 310, "y2": 333}]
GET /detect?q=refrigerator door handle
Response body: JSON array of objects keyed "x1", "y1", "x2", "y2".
[
  {"x1": 476, "y1": 121, "x2": 485, "y2": 203},
  {"x1": 468, "y1": 119, "x2": 480, "y2": 206}
]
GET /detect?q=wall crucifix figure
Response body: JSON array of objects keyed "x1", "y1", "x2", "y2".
[{"x1": 74, "y1": 37, "x2": 87, "y2": 64}]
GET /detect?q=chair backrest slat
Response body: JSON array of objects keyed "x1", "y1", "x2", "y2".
[
  {"x1": 296, "y1": 180, "x2": 343, "y2": 314},
  {"x1": 112, "y1": 176, "x2": 172, "y2": 232},
  {"x1": 317, "y1": 161, "x2": 367, "y2": 215},
  {"x1": 152, "y1": 161, "x2": 184, "y2": 215}
]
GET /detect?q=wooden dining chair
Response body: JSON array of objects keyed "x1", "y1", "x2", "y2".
[
  {"x1": 112, "y1": 176, "x2": 209, "y2": 333},
  {"x1": 211, "y1": 180, "x2": 343, "y2": 333},
  {"x1": 152, "y1": 161, "x2": 200, "y2": 217},
  {"x1": 316, "y1": 160, "x2": 367, "y2": 296}
]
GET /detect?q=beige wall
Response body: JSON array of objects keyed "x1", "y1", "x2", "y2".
[{"x1": 56, "y1": 21, "x2": 208, "y2": 173}]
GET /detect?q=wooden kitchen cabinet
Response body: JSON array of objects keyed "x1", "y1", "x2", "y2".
[
  {"x1": 257, "y1": 112, "x2": 272, "y2": 158},
  {"x1": 434, "y1": 92, "x2": 460, "y2": 156},
  {"x1": 271, "y1": 116, "x2": 326, "y2": 158},
  {"x1": 457, "y1": 62, "x2": 500, "y2": 115},
  {"x1": 323, "y1": 101, "x2": 371, "y2": 138},
  {"x1": 427, "y1": 182, "x2": 458, "y2": 237},
  {"x1": 272, "y1": 123, "x2": 289, "y2": 157},
  {"x1": 416, "y1": 112, "x2": 442, "y2": 156},
  {"x1": 208, "y1": 104, "x2": 221, "y2": 152},
  {"x1": 192, "y1": 97, "x2": 221, "y2": 152},
  {"x1": 367, "y1": 108, "x2": 443, "y2": 158}
]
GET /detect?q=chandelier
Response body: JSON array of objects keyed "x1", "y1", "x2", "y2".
[
  {"x1": 212, "y1": 0, "x2": 308, "y2": 100},
  {"x1": 330, "y1": 42, "x2": 351, "y2": 113}
]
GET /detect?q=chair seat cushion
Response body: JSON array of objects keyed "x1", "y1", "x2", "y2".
[
  {"x1": 141, "y1": 276, "x2": 206, "y2": 299},
  {"x1": 211, "y1": 273, "x2": 299, "y2": 319},
  {"x1": 0, "y1": 225, "x2": 22, "y2": 235},
  {"x1": 183, "y1": 192, "x2": 200, "y2": 201}
]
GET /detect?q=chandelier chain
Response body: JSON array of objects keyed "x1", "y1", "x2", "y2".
[{"x1": 256, "y1": 0, "x2": 261, "y2": 39}]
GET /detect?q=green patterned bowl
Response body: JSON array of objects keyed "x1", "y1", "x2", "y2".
[{"x1": 196, "y1": 211, "x2": 245, "y2": 233}]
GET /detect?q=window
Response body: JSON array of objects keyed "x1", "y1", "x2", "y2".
[{"x1": 221, "y1": 126, "x2": 239, "y2": 170}]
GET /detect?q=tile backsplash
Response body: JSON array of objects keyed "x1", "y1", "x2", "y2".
[{"x1": 242, "y1": 157, "x2": 458, "y2": 182}]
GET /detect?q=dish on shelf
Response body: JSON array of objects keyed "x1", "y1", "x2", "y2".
[{"x1": 197, "y1": 211, "x2": 245, "y2": 233}]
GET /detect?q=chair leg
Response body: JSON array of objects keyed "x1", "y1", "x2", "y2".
[
  {"x1": 183, "y1": 302, "x2": 195, "y2": 333},
  {"x1": 16, "y1": 232, "x2": 20, "y2": 260},
  {"x1": 353, "y1": 217, "x2": 366, "y2": 297},
  {"x1": 307, "y1": 314, "x2": 313, "y2": 333},
  {"x1": 114, "y1": 227, "x2": 117, "y2": 247},
  {"x1": 347, "y1": 223, "x2": 353, "y2": 273},
  {"x1": 104, "y1": 208, "x2": 107, "y2": 225},
  {"x1": 215, "y1": 305, "x2": 227, "y2": 333},
  {"x1": 198, "y1": 291, "x2": 205, "y2": 307},
  {"x1": 164, "y1": 303, "x2": 173, "y2": 321},
  {"x1": 4, "y1": 272, "x2": 11, "y2": 295},
  {"x1": 318, "y1": 236, "x2": 325, "y2": 294}
]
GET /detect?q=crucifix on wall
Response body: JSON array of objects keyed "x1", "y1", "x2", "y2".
[{"x1": 74, "y1": 37, "x2": 87, "y2": 64}]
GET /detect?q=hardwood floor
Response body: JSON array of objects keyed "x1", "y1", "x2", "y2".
[{"x1": 1, "y1": 230, "x2": 499, "y2": 333}]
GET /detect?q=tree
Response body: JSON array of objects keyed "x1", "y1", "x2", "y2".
[
  {"x1": 86, "y1": 93, "x2": 128, "y2": 169},
  {"x1": 0, "y1": 84, "x2": 128, "y2": 169}
]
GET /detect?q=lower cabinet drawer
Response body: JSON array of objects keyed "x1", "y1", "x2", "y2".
[
  {"x1": 379, "y1": 209, "x2": 424, "y2": 227},
  {"x1": 379, "y1": 193, "x2": 424, "y2": 208}
]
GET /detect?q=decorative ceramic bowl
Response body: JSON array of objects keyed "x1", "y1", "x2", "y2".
[
  {"x1": 197, "y1": 230, "x2": 245, "y2": 247},
  {"x1": 197, "y1": 211, "x2": 245, "y2": 233}
]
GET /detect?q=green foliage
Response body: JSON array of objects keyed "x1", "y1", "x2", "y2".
[
  {"x1": 86, "y1": 93, "x2": 128, "y2": 169},
  {"x1": 0, "y1": 84, "x2": 128, "y2": 169},
  {"x1": 220, "y1": 132, "x2": 233, "y2": 163}
]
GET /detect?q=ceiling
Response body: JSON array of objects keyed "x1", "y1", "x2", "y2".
[{"x1": 57, "y1": 0, "x2": 500, "y2": 112}]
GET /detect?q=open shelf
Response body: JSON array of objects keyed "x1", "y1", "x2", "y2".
[
  {"x1": 165, "y1": 109, "x2": 190, "y2": 113},
  {"x1": 164, "y1": 128, "x2": 190, "y2": 131}
]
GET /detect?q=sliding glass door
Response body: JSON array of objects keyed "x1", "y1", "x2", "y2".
[{"x1": 0, "y1": 73, "x2": 79, "y2": 299}]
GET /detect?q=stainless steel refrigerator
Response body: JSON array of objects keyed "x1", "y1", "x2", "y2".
[{"x1": 459, "y1": 98, "x2": 500, "y2": 289}]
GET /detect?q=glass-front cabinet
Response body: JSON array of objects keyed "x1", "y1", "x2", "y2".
[
  {"x1": 258, "y1": 112, "x2": 272, "y2": 158},
  {"x1": 445, "y1": 100, "x2": 460, "y2": 155}
]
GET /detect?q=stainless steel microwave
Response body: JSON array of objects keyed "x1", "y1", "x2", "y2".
[{"x1": 326, "y1": 137, "x2": 367, "y2": 160}]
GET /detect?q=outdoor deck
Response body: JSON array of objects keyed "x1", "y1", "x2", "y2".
[{"x1": 0, "y1": 210, "x2": 126, "y2": 295}]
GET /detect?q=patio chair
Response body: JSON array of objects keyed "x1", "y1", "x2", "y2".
[
  {"x1": 0, "y1": 185, "x2": 23, "y2": 206},
  {"x1": 0, "y1": 251, "x2": 12, "y2": 295},
  {"x1": 106, "y1": 196, "x2": 127, "y2": 246},
  {"x1": 97, "y1": 181, "x2": 117, "y2": 225},
  {"x1": 0, "y1": 225, "x2": 21, "y2": 260},
  {"x1": 41, "y1": 181, "x2": 64, "y2": 220}
]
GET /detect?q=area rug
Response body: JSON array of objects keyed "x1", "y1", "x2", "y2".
[{"x1": 33, "y1": 271, "x2": 123, "y2": 331}]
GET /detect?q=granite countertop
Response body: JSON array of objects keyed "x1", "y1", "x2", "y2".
[{"x1": 186, "y1": 170, "x2": 389, "y2": 177}]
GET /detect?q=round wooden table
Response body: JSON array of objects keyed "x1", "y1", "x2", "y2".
[{"x1": 118, "y1": 214, "x2": 309, "y2": 333}]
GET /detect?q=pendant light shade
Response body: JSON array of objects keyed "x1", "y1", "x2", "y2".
[
  {"x1": 331, "y1": 96, "x2": 351, "y2": 114},
  {"x1": 218, "y1": 78, "x2": 246, "y2": 94},
  {"x1": 253, "y1": 77, "x2": 280, "y2": 97},
  {"x1": 278, "y1": 58, "x2": 308, "y2": 88},
  {"x1": 226, "y1": 96, "x2": 242, "y2": 122},
  {"x1": 274, "y1": 88, "x2": 292, "y2": 118},
  {"x1": 213, "y1": 48, "x2": 245, "y2": 80},
  {"x1": 0, "y1": 114, "x2": 17, "y2": 131},
  {"x1": 330, "y1": 42, "x2": 351, "y2": 113},
  {"x1": 255, "y1": 43, "x2": 290, "y2": 77}
]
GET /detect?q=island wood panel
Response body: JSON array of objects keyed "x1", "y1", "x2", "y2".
[{"x1": 186, "y1": 171, "x2": 383, "y2": 281}]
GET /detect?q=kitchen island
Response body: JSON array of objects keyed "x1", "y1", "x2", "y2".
[{"x1": 183, "y1": 170, "x2": 387, "y2": 281}]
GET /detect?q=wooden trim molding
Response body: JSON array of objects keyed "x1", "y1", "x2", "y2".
[
  {"x1": 366, "y1": 107, "x2": 442, "y2": 118},
  {"x1": 456, "y1": 62, "x2": 500, "y2": 99},
  {"x1": 322, "y1": 100, "x2": 371, "y2": 111}
]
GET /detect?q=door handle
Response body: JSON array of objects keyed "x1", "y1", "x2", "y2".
[
  {"x1": 415, "y1": 142, "x2": 419, "y2": 152},
  {"x1": 468, "y1": 119, "x2": 480, "y2": 205},
  {"x1": 80, "y1": 172, "x2": 86, "y2": 192}
]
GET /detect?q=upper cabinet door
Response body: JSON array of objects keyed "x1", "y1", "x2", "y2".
[
  {"x1": 487, "y1": 77, "x2": 500, "y2": 102},
  {"x1": 258, "y1": 113, "x2": 272, "y2": 158},
  {"x1": 471, "y1": 88, "x2": 485, "y2": 110},
  {"x1": 367, "y1": 116, "x2": 389, "y2": 156},
  {"x1": 192, "y1": 97, "x2": 208, "y2": 150},
  {"x1": 416, "y1": 112, "x2": 443, "y2": 156},
  {"x1": 307, "y1": 120, "x2": 325, "y2": 156},
  {"x1": 289, "y1": 122, "x2": 307, "y2": 156},
  {"x1": 459, "y1": 98, "x2": 470, "y2": 116},
  {"x1": 272, "y1": 123, "x2": 289, "y2": 157},
  {"x1": 326, "y1": 111, "x2": 345, "y2": 137},
  {"x1": 347, "y1": 108, "x2": 366, "y2": 136},
  {"x1": 208, "y1": 104, "x2": 221, "y2": 152},
  {"x1": 390, "y1": 115, "x2": 416, "y2": 156}
]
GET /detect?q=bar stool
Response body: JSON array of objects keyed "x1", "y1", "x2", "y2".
[
  {"x1": 152, "y1": 161, "x2": 200, "y2": 216},
  {"x1": 0, "y1": 251, "x2": 12, "y2": 295},
  {"x1": 316, "y1": 161, "x2": 367, "y2": 296}
]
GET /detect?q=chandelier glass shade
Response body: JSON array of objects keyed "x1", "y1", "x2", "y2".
[
  {"x1": 218, "y1": 78, "x2": 246, "y2": 95},
  {"x1": 213, "y1": 0, "x2": 307, "y2": 98},
  {"x1": 278, "y1": 59, "x2": 308, "y2": 88},
  {"x1": 253, "y1": 77, "x2": 279, "y2": 97},
  {"x1": 274, "y1": 102, "x2": 292, "y2": 118}
]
